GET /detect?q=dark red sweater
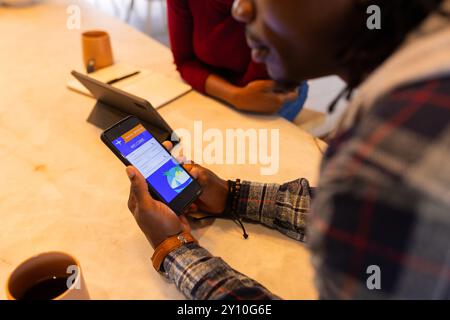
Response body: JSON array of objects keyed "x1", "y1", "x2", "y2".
[{"x1": 167, "y1": 0, "x2": 268, "y2": 93}]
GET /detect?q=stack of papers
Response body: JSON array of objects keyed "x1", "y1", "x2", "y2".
[{"x1": 67, "y1": 63, "x2": 192, "y2": 109}]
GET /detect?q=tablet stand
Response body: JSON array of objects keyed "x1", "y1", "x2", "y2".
[
  {"x1": 87, "y1": 100, "x2": 127, "y2": 130},
  {"x1": 86, "y1": 101, "x2": 180, "y2": 145}
]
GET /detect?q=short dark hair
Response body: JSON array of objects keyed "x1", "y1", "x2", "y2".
[{"x1": 339, "y1": 0, "x2": 448, "y2": 88}]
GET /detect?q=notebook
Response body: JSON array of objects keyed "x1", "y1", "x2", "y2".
[{"x1": 67, "y1": 63, "x2": 191, "y2": 109}]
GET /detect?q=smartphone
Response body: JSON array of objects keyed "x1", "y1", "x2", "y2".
[{"x1": 101, "y1": 116, "x2": 202, "y2": 214}]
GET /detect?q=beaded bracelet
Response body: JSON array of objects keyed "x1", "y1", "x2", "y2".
[
  {"x1": 225, "y1": 179, "x2": 248, "y2": 239},
  {"x1": 225, "y1": 179, "x2": 240, "y2": 214}
]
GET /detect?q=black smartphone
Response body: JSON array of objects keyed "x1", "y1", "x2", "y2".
[{"x1": 101, "y1": 116, "x2": 202, "y2": 214}]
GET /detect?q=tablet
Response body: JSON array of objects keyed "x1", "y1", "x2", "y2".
[{"x1": 71, "y1": 70, "x2": 179, "y2": 145}]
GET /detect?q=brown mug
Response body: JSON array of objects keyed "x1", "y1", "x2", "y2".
[
  {"x1": 82, "y1": 30, "x2": 114, "y2": 73},
  {"x1": 6, "y1": 251, "x2": 90, "y2": 300}
]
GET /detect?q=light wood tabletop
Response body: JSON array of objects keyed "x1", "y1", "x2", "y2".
[{"x1": 0, "y1": 0, "x2": 324, "y2": 299}]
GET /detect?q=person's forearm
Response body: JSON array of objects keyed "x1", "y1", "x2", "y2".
[
  {"x1": 163, "y1": 243, "x2": 279, "y2": 300},
  {"x1": 174, "y1": 59, "x2": 213, "y2": 93},
  {"x1": 236, "y1": 179, "x2": 313, "y2": 242},
  {"x1": 205, "y1": 74, "x2": 241, "y2": 107}
]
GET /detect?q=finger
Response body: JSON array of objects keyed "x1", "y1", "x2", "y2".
[
  {"x1": 162, "y1": 141, "x2": 173, "y2": 151},
  {"x1": 260, "y1": 80, "x2": 277, "y2": 91},
  {"x1": 183, "y1": 203, "x2": 197, "y2": 215},
  {"x1": 281, "y1": 90, "x2": 299, "y2": 103},
  {"x1": 187, "y1": 166, "x2": 202, "y2": 182},
  {"x1": 183, "y1": 163, "x2": 194, "y2": 173},
  {"x1": 182, "y1": 161, "x2": 197, "y2": 173},
  {"x1": 190, "y1": 203, "x2": 199, "y2": 213},
  {"x1": 127, "y1": 186, "x2": 137, "y2": 213},
  {"x1": 126, "y1": 166, "x2": 151, "y2": 204},
  {"x1": 184, "y1": 203, "x2": 199, "y2": 214}
]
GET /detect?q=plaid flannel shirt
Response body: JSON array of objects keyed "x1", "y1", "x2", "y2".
[{"x1": 163, "y1": 77, "x2": 450, "y2": 300}]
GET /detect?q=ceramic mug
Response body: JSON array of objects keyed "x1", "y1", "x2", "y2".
[
  {"x1": 82, "y1": 30, "x2": 114, "y2": 73},
  {"x1": 6, "y1": 251, "x2": 90, "y2": 300}
]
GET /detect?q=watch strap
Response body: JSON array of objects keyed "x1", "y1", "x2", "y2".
[{"x1": 151, "y1": 232, "x2": 197, "y2": 272}]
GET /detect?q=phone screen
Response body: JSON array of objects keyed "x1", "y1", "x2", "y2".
[{"x1": 111, "y1": 123, "x2": 193, "y2": 203}]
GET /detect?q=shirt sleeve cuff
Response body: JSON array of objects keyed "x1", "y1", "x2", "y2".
[
  {"x1": 177, "y1": 61, "x2": 211, "y2": 93},
  {"x1": 162, "y1": 243, "x2": 223, "y2": 299},
  {"x1": 236, "y1": 179, "x2": 312, "y2": 242},
  {"x1": 236, "y1": 180, "x2": 281, "y2": 223},
  {"x1": 162, "y1": 242, "x2": 279, "y2": 300}
]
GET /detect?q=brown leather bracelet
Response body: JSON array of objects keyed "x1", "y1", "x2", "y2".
[{"x1": 151, "y1": 232, "x2": 197, "y2": 273}]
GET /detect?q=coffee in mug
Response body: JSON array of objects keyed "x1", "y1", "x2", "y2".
[{"x1": 6, "y1": 251, "x2": 90, "y2": 300}]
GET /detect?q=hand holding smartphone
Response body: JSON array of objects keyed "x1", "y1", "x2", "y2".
[{"x1": 101, "y1": 116, "x2": 202, "y2": 213}]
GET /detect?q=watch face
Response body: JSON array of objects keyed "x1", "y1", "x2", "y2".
[{"x1": 177, "y1": 234, "x2": 188, "y2": 244}]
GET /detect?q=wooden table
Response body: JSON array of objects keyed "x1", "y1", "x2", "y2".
[{"x1": 0, "y1": 0, "x2": 323, "y2": 299}]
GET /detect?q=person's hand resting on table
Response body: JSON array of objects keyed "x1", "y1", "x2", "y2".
[
  {"x1": 235, "y1": 80, "x2": 298, "y2": 113},
  {"x1": 207, "y1": 77, "x2": 298, "y2": 114}
]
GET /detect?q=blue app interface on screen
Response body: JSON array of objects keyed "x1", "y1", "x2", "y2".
[{"x1": 112, "y1": 124, "x2": 193, "y2": 203}]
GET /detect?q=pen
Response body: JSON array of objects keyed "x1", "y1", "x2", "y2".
[{"x1": 106, "y1": 71, "x2": 141, "y2": 85}]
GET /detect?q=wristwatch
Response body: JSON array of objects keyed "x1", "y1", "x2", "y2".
[{"x1": 151, "y1": 232, "x2": 197, "y2": 276}]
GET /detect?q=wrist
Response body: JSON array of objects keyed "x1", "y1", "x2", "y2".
[
  {"x1": 151, "y1": 232, "x2": 197, "y2": 274},
  {"x1": 229, "y1": 86, "x2": 245, "y2": 109},
  {"x1": 223, "y1": 179, "x2": 242, "y2": 216},
  {"x1": 205, "y1": 74, "x2": 243, "y2": 109},
  {"x1": 217, "y1": 179, "x2": 230, "y2": 214}
]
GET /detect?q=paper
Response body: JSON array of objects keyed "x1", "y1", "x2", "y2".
[{"x1": 67, "y1": 63, "x2": 191, "y2": 109}]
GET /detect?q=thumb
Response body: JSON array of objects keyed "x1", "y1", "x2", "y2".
[
  {"x1": 126, "y1": 166, "x2": 150, "y2": 204},
  {"x1": 162, "y1": 141, "x2": 173, "y2": 151},
  {"x1": 187, "y1": 166, "x2": 200, "y2": 180},
  {"x1": 259, "y1": 80, "x2": 276, "y2": 91},
  {"x1": 281, "y1": 90, "x2": 299, "y2": 103}
]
